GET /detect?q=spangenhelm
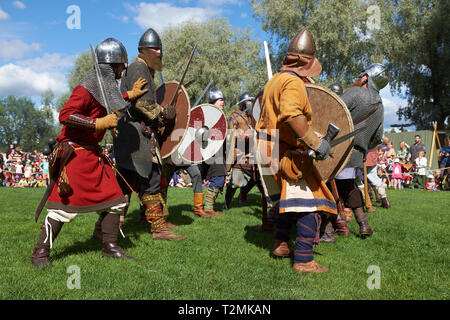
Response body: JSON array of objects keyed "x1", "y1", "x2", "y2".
[
  {"x1": 208, "y1": 88, "x2": 224, "y2": 104},
  {"x1": 138, "y1": 28, "x2": 162, "y2": 58},
  {"x1": 328, "y1": 83, "x2": 343, "y2": 96},
  {"x1": 238, "y1": 92, "x2": 255, "y2": 111},
  {"x1": 360, "y1": 63, "x2": 389, "y2": 90},
  {"x1": 96, "y1": 37, "x2": 128, "y2": 66}
]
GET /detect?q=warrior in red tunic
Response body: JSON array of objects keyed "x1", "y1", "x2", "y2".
[{"x1": 30, "y1": 38, "x2": 148, "y2": 267}]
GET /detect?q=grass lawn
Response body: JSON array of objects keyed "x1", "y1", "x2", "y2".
[{"x1": 0, "y1": 186, "x2": 448, "y2": 300}]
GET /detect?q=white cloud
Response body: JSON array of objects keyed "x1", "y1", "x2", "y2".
[
  {"x1": 198, "y1": 0, "x2": 242, "y2": 6},
  {"x1": 0, "y1": 63, "x2": 68, "y2": 97},
  {"x1": 129, "y1": 2, "x2": 221, "y2": 31},
  {"x1": 0, "y1": 39, "x2": 41, "y2": 61},
  {"x1": 0, "y1": 8, "x2": 9, "y2": 20},
  {"x1": 12, "y1": 1, "x2": 26, "y2": 9},
  {"x1": 17, "y1": 53, "x2": 75, "y2": 72}
]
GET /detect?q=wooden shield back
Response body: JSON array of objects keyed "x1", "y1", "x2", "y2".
[
  {"x1": 306, "y1": 83, "x2": 354, "y2": 182},
  {"x1": 156, "y1": 81, "x2": 190, "y2": 159}
]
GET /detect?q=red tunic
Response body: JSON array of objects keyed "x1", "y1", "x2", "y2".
[{"x1": 47, "y1": 86, "x2": 126, "y2": 213}]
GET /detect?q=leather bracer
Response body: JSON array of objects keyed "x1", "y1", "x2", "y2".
[
  {"x1": 286, "y1": 115, "x2": 321, "y2": 150},
  {"x1": 63, "y1": 113, "x2": 96, "y2": 131}
]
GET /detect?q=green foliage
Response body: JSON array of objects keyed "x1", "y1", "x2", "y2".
[
  {"x1": 160, "y1": 19, "x2": 267, "y2": 115},
  {"x1": 250, "y1": 0, "x2": 380, "y2": 86},
  {"x1": 0, "y1": 96, "x2": 57, "y2": 152},
  {"x1": 0, "y1": 187, "x2": 448, "y2": 299},
  {"x1": 374, "y1": 0, "x2": 449, "y2": 130}
]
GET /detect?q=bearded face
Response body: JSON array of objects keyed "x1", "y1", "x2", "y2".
[{"x1": 140, "y1": 47, "x2": 162, "y2": 71}]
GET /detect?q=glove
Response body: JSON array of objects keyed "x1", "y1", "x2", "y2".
[
  {"x1": 95, "y1": 113, "x2": 118, "y2": 132},
  {"x1": 315, "y1": 138, "x2": 331, "y2": 160},
  {"x1": 127, "y1": 77, "x2": 149, "y2": 100},
  {"x1": 161, "y1": 104, "x2": 176, "y2": 120}
]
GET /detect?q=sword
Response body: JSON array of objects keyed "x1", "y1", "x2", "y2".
[
  {"x1": 169, "y1": 44, "x2": 197, "y2": 107},
  {"x1": 89, "y1": 43, "x2": 119, "y2": 137},
  {"x1": 193, "y1": 80, "x2": 213, "y2": 107},
  {"x1": 308, "y1": 124, "x2": 368, "y2": 159}
]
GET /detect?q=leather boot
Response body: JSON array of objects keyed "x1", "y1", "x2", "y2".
[
  {"x1": 93, "y1": 212, "x2": 106, "y2": 241},
  {"x1": 381, "y1": 197, "x2": 391, "y2": 209},
  {"x1": 193, "y1": 193, "x2": 211, "y2": 218},
  {"x1": 293, "y1": 260, "x2": 329, "y2": 274},
  {"x1": 223, "y1": 186, "x2": 237, "y2": 211},
  {"x1": 203, "y1": 188, "x2": 221, "y2": 216},
  {"x1": 320, "y1": 220, "x2": 336, "y2": 243},
  {"x1": 238, "y1": 190, "x2": 248, "y2": 204},
  {"x1": 273, "y1": 240, "x2": 291, "y2": 258},
  {"x1": 353, "y1": 207, "x2": 373, "y2": 238},
  {"x1": 30, "y1": 217, "x2": 64, "y2": 267},
  {"x1": 152, "y1": 224, "x2": 185, "y2": 240},
  {"x1": 101, "y1": 212, "x2": 134, "y2": 259},
  {"x1": 333, "y1": 214, "x2": 350, "y2": 237}
]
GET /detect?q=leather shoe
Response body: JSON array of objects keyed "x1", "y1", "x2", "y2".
[
  {"x1": 102, "y1": 242, "x2": 134, "y2": 259},
  {"x1": 293, "y1": 260, "x2": 329, "y2": 274}
]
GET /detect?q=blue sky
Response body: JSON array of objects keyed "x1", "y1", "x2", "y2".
[{"x1": 0, "y1": 0, "x2": 411, "y2": 131}]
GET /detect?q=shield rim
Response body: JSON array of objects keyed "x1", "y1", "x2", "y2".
[
  {"x1": 157, "y1": 81, "x2": 191, "y2": 159},
  {"x1": 178, "y1": 103, "x2": 228, "y2": 164},
  {"x1": 305, "y1": 83, "x2": 354, "y2": 182}
]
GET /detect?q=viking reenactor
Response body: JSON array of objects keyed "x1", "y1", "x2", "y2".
[
  {"x1": 30, "y1": 38, "x2": 135, "y2": 267},
  {"x1": 113, "y1": 28, "x2": 184, "y2": 240},
  {"x1": 196, "y1": 88, "x2": 228, "y2": 216},
  {"x1": 223, "y1": 92, "x2": 274, "y2": 231},
  {"x1": 334, "y1": 63, "x2": 389, "y2": 238},
  {"x1": 319, "y1": 83, "x2": 350, "y2": 243},
  {"x1": 255, "y1": 28, "x2": 338, "y2": 274}
]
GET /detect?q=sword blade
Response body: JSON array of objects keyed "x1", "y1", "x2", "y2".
[
  {"x1": 89, "y1": 44, "x2": 112, "y2": 114},
  {"x1": 330, "y1": 125, "x2": 368, "y2": 148},
  {"x1": 193, "y1": 80, "x2": 213, "y2": 107}
]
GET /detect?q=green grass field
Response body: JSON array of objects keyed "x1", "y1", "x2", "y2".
[{"x1": 0, "y1": 186, "x2": 448, "y2": 300}]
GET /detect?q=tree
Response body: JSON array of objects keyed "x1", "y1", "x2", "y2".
[
  {"x1": 0, "y1": 96, "x2": 57, "y2": 151},
  {"x1": 250, "y1": 0, "x2": 381, "y2": 86},
  {"x1": 160, "y1": 19, "x2": 267, "y2": 116},
  {"x1": 375, "y1": 0, "x2": 449, "y2": 130}
]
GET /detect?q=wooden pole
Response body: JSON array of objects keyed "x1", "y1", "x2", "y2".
[
  {"x1": 429, "y1": 122, "x2": 437, "y2": 169},
  {"x1": 363, "y1": 159, "x2": 373, "y2": 210}
]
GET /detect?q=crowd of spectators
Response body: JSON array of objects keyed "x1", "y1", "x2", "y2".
[
  {"x1": 375, "y1": 135, "x2": 450, "y2": 191},
  {"x1": 0, "y1": 144, "x2": 49, "y2": 188}
]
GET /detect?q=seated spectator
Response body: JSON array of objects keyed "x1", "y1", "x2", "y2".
[
  {"x1": 397, "y1": 141, "x2": 410, "y2": 163},
  {"x1": 29, "y1": 174, "x2": 38, "y2": 187},
  {"x1": 425, "y1": 175, "x2": 437, "y2": 191},
  {"x1": 16, "y1": 176, "x2": 29, "y2": 188}
]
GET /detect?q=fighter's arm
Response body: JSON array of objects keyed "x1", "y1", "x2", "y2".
[{"x1": 59, "y1": 86, "x2": 117, "y2": 132}]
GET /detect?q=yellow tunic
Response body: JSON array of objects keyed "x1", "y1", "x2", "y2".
[{"x1": 255, "y1": 72, "x2": 337, "y2": 215}]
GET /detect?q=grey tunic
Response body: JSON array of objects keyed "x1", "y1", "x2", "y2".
[
  {"x1": 342, "y1": 77, "x2": 385, "y2": 169},
  {"x1": 114, "y1": 59, "x2": 160, "y2": 178}
]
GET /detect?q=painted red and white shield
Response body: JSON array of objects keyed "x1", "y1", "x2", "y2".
[{"x1": 176, "y1": 104, "x2": 227, "y2": 164}]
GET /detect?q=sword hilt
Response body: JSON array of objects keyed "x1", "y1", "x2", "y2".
[{"x1": 308, "y1": 123, "x2": 340, "y2": 159}]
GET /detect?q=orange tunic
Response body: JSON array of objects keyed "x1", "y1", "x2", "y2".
[{"x1": 255, "y1": 72, "x2": 336, "y2": 215}]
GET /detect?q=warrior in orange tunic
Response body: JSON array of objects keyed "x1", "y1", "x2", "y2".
[
  {"x1": 255, "y1": 29, "x2": 336, "y2": 274},
  {"x1": 30, "y1": 38, "x2": 148, "y2": 267}
]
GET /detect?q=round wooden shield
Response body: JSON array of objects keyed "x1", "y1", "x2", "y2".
[
  {"x1": 156, "y1": 81, "x2": 190, "y2": 159},
  {"x1": 306, "y1": 83, "x2": 354, "y2": 182},
  {"x1": 177, "y1": 104, "x2": 227, "y2": 164}
]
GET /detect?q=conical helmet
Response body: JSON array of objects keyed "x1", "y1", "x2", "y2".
[{"x1": 96, "y1": 37, "x2": 128, "y2": 65}]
